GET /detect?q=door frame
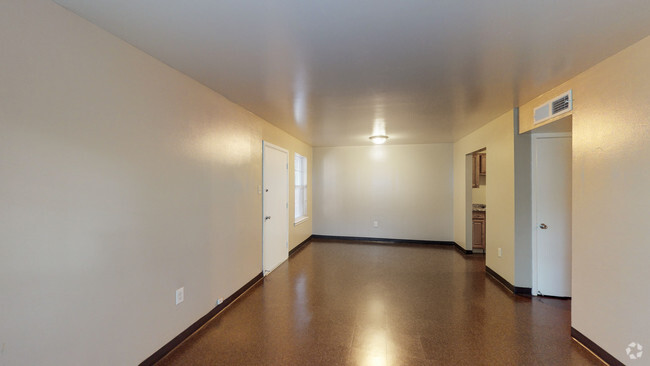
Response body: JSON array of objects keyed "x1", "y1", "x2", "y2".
[
  {"x1": 531, "y1": 132, "x2": 572, "y2": 296},
  {"x1": 262, "y1": 141, "x2": 289, "y2": 276}
]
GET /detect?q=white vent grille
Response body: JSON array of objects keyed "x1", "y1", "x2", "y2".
[
  {"x1": 533, "y1": 90, "x2": 573, "y2": 124},
  {"x1": 552, "y1": 94, "x2": 570, "y2": 114}
]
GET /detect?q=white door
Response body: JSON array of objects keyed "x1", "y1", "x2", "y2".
[
  {"x1": 262, "y1": 142, "x2": 289, "y2": 276},
  {"x1": 532, "y1": 134, "x2": 572, "y2": 297}
]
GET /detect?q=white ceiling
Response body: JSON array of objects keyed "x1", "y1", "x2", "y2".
[{"x1": 53, "y1": 0, "x2": 650, "y2": 146}]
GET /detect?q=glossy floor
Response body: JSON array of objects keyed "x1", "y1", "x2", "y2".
[{"x1": 157, "y1": 241, "x2": 601, "y2": 365}]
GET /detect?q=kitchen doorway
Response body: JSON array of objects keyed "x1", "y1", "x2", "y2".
[{"x1": 471, "y1": 148, "x2": 487, "y2": 253}]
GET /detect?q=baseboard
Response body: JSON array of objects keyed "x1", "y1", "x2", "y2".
[
  {"x1": 289, "y1": 235, "x2": 312, "y2": 256},
  {"x1": 537, "y1": 294, "x2": 571, "y2": 300},
  {"x1": 514, "y1": 286, "x2": 532, "y2": 296},
  {"x1": 571, "y1": 327, "x2": 623, "y2": 366},
  {"x1": 453, "y1": 242, "x2": 473, "y2": 254},
  {"x1": 141, "y1": 237, "x2": 313, "y2": 365},
  {"x1": 139, "y1": 272, "x2": 263, "y2": 366},
  {"x1": 311, "y1": 234, "x2": 455, "y2": 247},
  {"x1": 485, "y1": 266, "x2": 532, "y2": 296}
]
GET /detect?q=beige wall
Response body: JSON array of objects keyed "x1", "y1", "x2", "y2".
[
  {"x1": 472, "y1": 176, "x2": 486, "y2": 204},
  {"x1": 453, "y1": 111, "x2": 516, "y2": 283},
  {"x1": 513, "y1": 118, "x2": 533, "y2": 289},
  {"x1": 519, "y1": 36, "x2": 650, "y2": 362},
  {"x1": 0, "y1": 0, "x2": 311, "y2": 364},
  {"x1": 262, "y1": 123, "x2": 313, "y2": 249},
  {"x1": 313, "y1": 144, "x2": 453, "y2": 241}
]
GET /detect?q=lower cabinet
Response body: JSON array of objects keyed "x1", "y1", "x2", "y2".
[{"x1": 472, "y1": 211, "x2": 486, "y2": 249}]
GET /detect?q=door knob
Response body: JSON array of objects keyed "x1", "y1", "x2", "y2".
[
  {"x1": 539, "y1": 223, "x2": 548, "y2": 229},
  {"x1": 265, "y1": 216, "x2": 271, "y2": 221}
]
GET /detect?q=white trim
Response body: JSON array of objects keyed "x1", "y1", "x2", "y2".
[
  {"x1": 531, "y1": 132, "x2": 571, "y2": 296},
  {"x1": 293, "y1": 153, "x2": 308, "y2": 221},
  {"x1": 263, "y1": 141, "x2": 289, "y2": 154},
  {"x1": 294, "y1": 216, "x2": 309, "y2": 226}
]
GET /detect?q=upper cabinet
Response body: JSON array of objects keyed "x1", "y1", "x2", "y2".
[
  {"x1": 479, "y1": 153, "x2": 486, "y2": 176},
  {"x1": 472, "y1": 152, "x2": 486, "y2": 188}
]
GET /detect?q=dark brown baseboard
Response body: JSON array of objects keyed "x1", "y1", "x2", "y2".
[
  {"x1": 515, "y1": 286, "x2": 532, "y2": 296},
  {"x1": 537, "y1": 294, "x2": 571, "y2": 300},
  {"x1": 139, "y1": 272, "x2": 263, "y2": 366},
  {"x1": 289, "y1": 235, "x2": 312, "y2": 256},
  {"x1": 571, "y1": 327, "x2": 624, "y2": 366},
  {"x1": 485, "y1": 266, "x2": 532, "y2": 296},
  {"x1": 453, "y1": 242, "x2": 473, "y2": 254},
  {"x1": 311, "y1": 234, "x2": 455, "y2": 247}
]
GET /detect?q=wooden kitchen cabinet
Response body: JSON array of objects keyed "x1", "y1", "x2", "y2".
[
  {"x1": 472, "y1": 152, "x2": 486, "y2": 188},
  {"x1": 472, "y1": 154, "x2": 479, "y2": 188},
  {"x1": 472, "y1": 211, "x2": 486, "y2": 250},
  {"x1": 479, "y1": 153, "x2": 486, "y2": 176}
]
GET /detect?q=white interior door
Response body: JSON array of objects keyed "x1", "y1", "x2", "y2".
[
  {"x1": 262, "y1": 142, "x2": 289, "y2": 276},
  {"x1": 533, "y1": 134, "x2": 572, "y2": 297}
]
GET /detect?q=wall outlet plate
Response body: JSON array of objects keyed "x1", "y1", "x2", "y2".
[
  {"x1": 373, "y1": 220, "x2": 379, "y2": 228},
  {"x1": 176, "y1": 287, "x2": 184, "y2": 305},
  {"x1": 498, "y1": 248, "x2": 502, "y2": 258}
]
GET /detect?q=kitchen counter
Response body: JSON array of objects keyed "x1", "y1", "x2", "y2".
[{"x1": 472, "y1": 204, "x2": 486, "y2": 212}]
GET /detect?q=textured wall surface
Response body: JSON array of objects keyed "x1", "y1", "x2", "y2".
[
  {"x1": 519, "y1": 36, "x2": 650, "y2": 363},
  {"x1": 313, "y1": 144, "x2": 453, "y2": 241},
  {"x1": 0, "y1": 0, "x2": 310, "y2": 364}
]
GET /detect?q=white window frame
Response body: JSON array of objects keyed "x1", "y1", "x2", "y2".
[{"x1": 294, "y1": 153, "x2": 308, "y2": 225}]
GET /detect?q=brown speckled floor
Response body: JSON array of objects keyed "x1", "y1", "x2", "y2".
[{"x1": 156, "y1": 241, "x2": 602, "y2": 365}]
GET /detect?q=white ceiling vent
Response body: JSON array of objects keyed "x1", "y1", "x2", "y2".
[{"x1": 533, "y1": 90, "x2": 573, "y2": 124}]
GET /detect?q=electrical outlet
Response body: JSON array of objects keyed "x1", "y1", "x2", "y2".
[
  {"x1": 176, "y1": 287, "x2": 184, "y2": 305},
  {"x1": 217, "y1": 298, "x2": 224, "y2": 305},
  {"x1": 373, "y1": 220, "x2": 379, "y2": 228},
  {"x1": 498, "y1": 248, "x2": 502, "y2": 258}
]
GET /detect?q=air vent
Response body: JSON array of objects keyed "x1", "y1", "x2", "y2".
[
  {"x1": 552, "y1": 94, "x2": 570, "y2": 114},
  {"x1": 533, "y1": 90, "x2": 572, "y2": 124}
]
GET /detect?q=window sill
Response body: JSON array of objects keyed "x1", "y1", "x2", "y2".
[{"x1": 294, "y1": 216, "x2": 309, "y2": 226}]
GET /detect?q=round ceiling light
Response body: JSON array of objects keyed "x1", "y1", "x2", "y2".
[{"x1": 369, "y1": 135, "x2": 389, "y2": 144}]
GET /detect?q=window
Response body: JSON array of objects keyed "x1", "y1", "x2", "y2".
[{"x1": 294, "y1": 153, "x2": 308, "y2": 224}]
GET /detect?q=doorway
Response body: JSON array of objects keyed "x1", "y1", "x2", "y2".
[
  {"x1": 262, "y1": 141, "x2": 289, "y2": 276},
  {"x1": 532, "y1": 133, "x2": 572, "y2": 297},
  {"x1": 471, "y1": 149, "x2": 487, "y2": 253}
]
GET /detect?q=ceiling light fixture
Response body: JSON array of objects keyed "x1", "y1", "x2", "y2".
[{"x1": 369, "y1": 135, "x2": 389, "y2": 144}]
